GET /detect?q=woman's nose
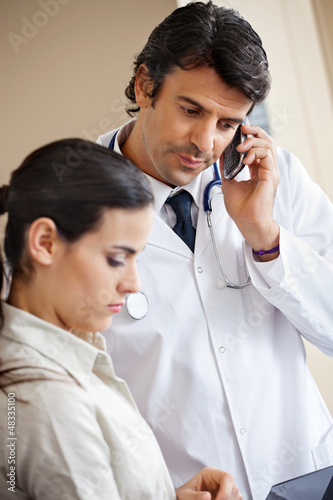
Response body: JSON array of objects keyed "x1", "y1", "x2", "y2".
[{"x1": 117, "y1": 261, "x2": 141, "y2": 295}]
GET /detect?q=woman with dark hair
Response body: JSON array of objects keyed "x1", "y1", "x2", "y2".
[{"x1": 0, "y1": 139, "x2": 242, "y2": 500}]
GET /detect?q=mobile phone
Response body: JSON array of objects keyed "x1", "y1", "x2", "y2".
[{"x1": 223, "y1": 121, "x2": 248, "y2": 180}]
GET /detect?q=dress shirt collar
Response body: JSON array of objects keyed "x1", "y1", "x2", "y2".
[
  {"x1": 113, "y1": 118, "x2": 136, "y2": 155},
  {"x1": 1, "y1": 302, "x2": 113, "y2": 385}
]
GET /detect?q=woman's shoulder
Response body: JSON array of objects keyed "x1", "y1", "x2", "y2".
[{"x1": 0, "y1": 331, "x2": 76, "y2": 383}]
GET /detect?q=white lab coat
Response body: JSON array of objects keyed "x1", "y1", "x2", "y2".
[{"x1": 98, "y1": 128, "x2": 333, "y2": 500}]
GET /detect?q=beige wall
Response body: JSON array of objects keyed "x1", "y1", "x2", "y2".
[
  {"x1": 312, "y1": 0, "x2": 333, "y2": 97},
  {"x1": 1, "y1": 0, "x2": 177, "y2": 182},
  {"x1": 2, "y1": 0, "x2": 333, "y2": 414}
]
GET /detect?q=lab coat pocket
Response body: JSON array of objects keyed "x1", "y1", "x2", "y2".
[{"x1": 312, "y1": 429, "x2": 333, "y2": 469}]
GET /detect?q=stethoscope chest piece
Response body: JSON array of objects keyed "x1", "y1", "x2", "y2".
[{"x1": 126, "y1": 292, "x2": 149, "y2": 320}]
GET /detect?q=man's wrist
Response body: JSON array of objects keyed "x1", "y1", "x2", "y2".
[
  {"x1": 250, "y1": 223, "x2": 280, "y2": 262},
  {"x1": 252, "y1": 244, "x2": 280, "y2": 262},
  {"x1": 253, "y1": 244, "x2": 280, "y2": 256}
]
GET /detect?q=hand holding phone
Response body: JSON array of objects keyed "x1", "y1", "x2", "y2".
[{"x1": 223, "y1": 119, "x2": 249, "y2": 180}]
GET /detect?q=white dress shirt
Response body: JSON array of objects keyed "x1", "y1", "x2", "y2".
[{"x1": 0, "y1": 302, "x2": 176, "y2": 500}]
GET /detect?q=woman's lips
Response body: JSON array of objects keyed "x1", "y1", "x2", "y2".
[
  {"x1": 108, "y1": 303, "x2": 125, "y2": 314},
  {"x1": 176, "y1": 153, "x2": 205, "y2": 169}
]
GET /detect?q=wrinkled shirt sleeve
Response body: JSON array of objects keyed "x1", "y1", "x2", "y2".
[{"x1": 14, "y1": 382, "x2": 122, "y2": 500}]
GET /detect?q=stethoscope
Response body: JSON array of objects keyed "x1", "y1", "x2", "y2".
[
  {"x1": 204, "y1": 162, "x2": 251, "y2": 289},
  {"x1": 108, "y1": 130, "x2": 251, "y2": 319}
]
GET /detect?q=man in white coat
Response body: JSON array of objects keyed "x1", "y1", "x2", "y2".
[{"x1": 97, "y1": 2, "x2": 333, "y2": 499}]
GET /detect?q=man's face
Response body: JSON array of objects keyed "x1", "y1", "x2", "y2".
[{"x1": 135, "y1": 65, "x2": 252, "y2": 187}]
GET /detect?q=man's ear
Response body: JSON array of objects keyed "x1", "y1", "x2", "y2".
[
  {"x1": 135, "y1": 64, "x2": 154, "y2": 109},
  {"x1": 28, "y1": 218, "x2": 61, "y2": 266}
]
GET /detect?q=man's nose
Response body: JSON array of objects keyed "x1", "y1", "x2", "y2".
[{"x1": 189, "y1": 119, "x2": 216, "y2": 153}]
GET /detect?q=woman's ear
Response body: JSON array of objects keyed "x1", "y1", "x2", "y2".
[
  {"x1": 135, "y1": 64, "x2": 153, "y2": 109},
  {"x1": 28, "y1": 218, "x2": 61, "y2": 266}
]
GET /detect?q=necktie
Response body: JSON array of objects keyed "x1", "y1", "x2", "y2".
[{"x1": 166, "y1": 191, "x2": 196, "y2": 252}]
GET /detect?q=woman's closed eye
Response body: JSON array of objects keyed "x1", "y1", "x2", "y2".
[{"x1": 106, "y1": 254, "x2": 127, "y2": 267}]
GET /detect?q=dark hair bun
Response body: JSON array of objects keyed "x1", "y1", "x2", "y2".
[{"x1": 0, "y1": 185, "x2": 9, "y2": 215}]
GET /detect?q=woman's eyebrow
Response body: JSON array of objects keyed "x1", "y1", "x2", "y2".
[{"x1": 111, "y1": 245, "x2": 136, "y2": 254}]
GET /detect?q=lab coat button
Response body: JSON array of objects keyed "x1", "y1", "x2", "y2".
[
  {"x1": 219, "y1": 346, "x2": 225, "y2": 353},
  {"x1": 240, "y1": 428, "x2": 247, "y2": 435},
  {"x1": 197, "y1": 267, "x2": 203, "y2": 273}
]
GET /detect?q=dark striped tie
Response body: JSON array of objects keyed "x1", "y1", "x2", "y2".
[{"x1": 166, "y1": 191, "x2": 196, "y2": 252}]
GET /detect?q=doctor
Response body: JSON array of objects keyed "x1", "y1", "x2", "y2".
[{"x1": 97, "y1": 2, "x2": 333, "y2": 500}]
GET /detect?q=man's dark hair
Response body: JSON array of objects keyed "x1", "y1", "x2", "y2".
[{"x1": 125, "y1": 1, "x2": 271, "y2": 115}]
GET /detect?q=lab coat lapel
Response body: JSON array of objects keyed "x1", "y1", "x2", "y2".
[{"x1": 147, "y1": 213, "x2": 195, "y2": 258}]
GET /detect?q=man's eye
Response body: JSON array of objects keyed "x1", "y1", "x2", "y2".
[
  {"x1": 183, "y1": 107, "x2": 198, "y2": 116},
  {"x1": 220, "y1": 122, "x2": 236, "y2": 130}
]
